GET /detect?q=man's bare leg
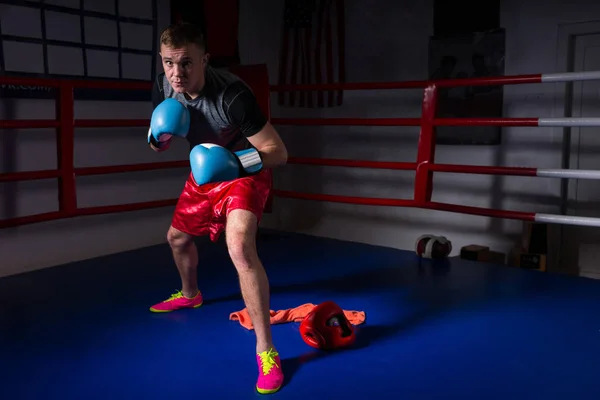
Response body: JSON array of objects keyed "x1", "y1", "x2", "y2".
[
  {"x1": 225, "y1": 209, "x2": 274, "y2": 353},
  {"x1": 167, "y1": 226, "x2": 199, "y2": 298}
]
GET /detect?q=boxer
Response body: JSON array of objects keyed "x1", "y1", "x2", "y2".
[{"x1": 147, "y1": 22, "x2": 288, "y2": 395}]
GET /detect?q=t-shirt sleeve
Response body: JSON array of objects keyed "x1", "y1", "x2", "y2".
[
  {"x1": 151, "y1": 74, "x2": 165, "y2": 109},
  {"x1": 223, "y1": 81, "x2": 268, "y2": 137}
]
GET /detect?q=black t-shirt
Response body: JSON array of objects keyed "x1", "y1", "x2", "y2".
[{"x1": 152, "y1": 66, "x2": 267, "y2": 152}]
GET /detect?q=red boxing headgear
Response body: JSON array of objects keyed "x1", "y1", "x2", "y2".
[
  {"x1": 415, "y1": 234, "x2": 452, "y2": 259},
  {"x1": 299, "y1": 301, "x2": 356, "y2": 350}
]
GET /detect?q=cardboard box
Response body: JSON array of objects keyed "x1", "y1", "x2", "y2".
[
  {"x1": 460, "y1": 245, "x2": 506, "y2": 264},
  {"x1": 460, "y1": 245, "x2": 489, "y2": 261},
  {"x1": 508, "y1": 246, "x2": 546, "y2": 271}
]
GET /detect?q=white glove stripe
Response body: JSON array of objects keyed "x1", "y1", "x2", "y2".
[{"x1": 237, "y1": 149, "x2": 262, "y2": 169}]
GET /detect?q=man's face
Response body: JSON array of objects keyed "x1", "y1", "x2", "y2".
[{"x1": 160, "y1": 43, "x2": 207, "y2": 97}]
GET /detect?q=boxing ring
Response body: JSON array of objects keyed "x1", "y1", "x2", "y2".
[{"x1": 2, "y1": 66, "x2": 600, "y2": 398}]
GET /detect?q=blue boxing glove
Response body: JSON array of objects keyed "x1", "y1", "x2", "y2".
[
  {"x1": 148, "y1": 98, "x2": 190, "y2": 149},
  {"x1": 189, "y1": 143, "x2": 263, "y2": 186}
]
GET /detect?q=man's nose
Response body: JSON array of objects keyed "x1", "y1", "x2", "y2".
[{"x1": 173, "y1": 64, "x2": 185, "y2": 75}]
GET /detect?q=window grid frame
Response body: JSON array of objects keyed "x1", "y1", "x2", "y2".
[{"x1": 0, "y1": 0, "x2": 158, "y2": 83}]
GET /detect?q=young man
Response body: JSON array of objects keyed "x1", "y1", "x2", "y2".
[{"x1": 147, "y1": 22, "x2": 288, "y2": 394}]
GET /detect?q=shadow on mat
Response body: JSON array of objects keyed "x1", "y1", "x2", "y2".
[
  {"x1": 202, "y1": 259, "x2": 453, "y2": 306},
  {"x1": 279, "y1": 322, "x2": 421, "y2": 386}
]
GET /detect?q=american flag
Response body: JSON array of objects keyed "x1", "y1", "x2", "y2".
[{"x1": 277, "y1": 0, "x2": 346, "y2": 108}]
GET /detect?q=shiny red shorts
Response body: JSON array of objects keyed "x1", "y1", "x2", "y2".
[{"x1": 171, "y1": 169, "x2": 272, "y2": 241}]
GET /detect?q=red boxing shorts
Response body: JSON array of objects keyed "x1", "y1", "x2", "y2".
[{"x1": 171, "y1": 168, "x2": 272, "y2": 241}]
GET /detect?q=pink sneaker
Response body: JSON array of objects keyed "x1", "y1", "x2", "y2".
[
  {"x1": 149, "y1": 290, "x2": 203, "y2": 312},
  {"x1": 256, "y1": 349, "x2": 284, "y2": 394}
]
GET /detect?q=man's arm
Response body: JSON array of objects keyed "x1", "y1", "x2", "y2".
[{"x1": 225, "y1": 82, "x2": 288, "y2": 168}]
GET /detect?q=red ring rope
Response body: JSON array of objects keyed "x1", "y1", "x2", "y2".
[{"x1": 1, "y1": 68, "x2": 598, "y2": 228}]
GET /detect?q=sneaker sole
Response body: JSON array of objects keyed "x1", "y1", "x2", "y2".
[
  {"x1": 149, "y1": 302, "x2": 203, "y2": 313},
  {"x1": 256, "y1": 385, "x2": 281, "y2": 395}
]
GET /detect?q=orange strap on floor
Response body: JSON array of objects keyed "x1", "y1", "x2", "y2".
[{"x1": 230, "y1": 303, "x2": 366, "y2": 330}]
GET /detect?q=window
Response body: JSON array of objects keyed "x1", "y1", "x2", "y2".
[{"x1": 0, "y1": 0, "x2": 158, "y2": 100}]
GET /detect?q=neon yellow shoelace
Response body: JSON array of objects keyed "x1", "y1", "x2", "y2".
[
  {"x1": 258, "y1": 349, "x2": 280, "y2": 375},
  {"x1": 165, "y1": 291, "x2": 184, "y2": 301}
]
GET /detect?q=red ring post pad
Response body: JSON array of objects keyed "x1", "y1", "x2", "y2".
[
  {"x1": 271, "y1": 117, "x2": 421, "y2": 126},
  {"x1": 428, "y1": 164, "x2": 538, "y2": 177},
  {"x1": 434, "y1": 118, "x2": 539, "y2": 127},
  {"x1": 269, "y1": 73, "x2": 543, "y2": 91},
  {"x1": 425, "y1": 202, "x2": 536, "y2": 221},
  {"x1": 0, "y1": 200, "x2": 181, "y2": 229},
  {"x1": 288, "y1": 157, "x2": 417, "y2": 170}
]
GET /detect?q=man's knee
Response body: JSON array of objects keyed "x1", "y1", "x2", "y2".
[
  {"x1": 226, "y1": 210, "x2": 259, "y2": 271},
  {"x1": 167, "y1": 226, "x2": 193, "y2": 251}
]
